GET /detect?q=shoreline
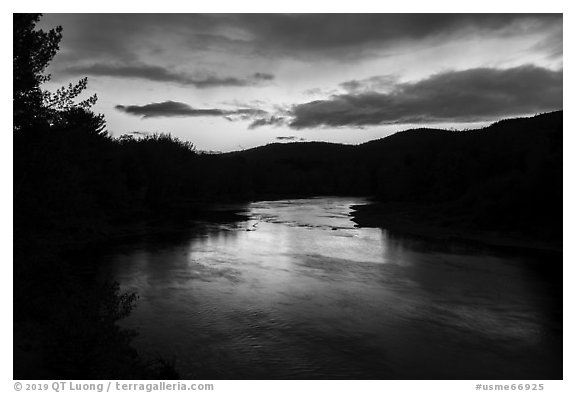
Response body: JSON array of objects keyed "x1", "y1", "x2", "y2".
[
  {"x1": 41, "y1": 196, "x2": 562, "y2": 255},
  {"x1": 350, "y1": 201, "x2": 562, "y2": 254}
]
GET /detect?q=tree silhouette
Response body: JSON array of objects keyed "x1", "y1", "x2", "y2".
[
  {"x1": 13, "y1": 15, "x2": 181, "y2": 379},
  {"x1": 13, "y1": 13, "x2": 97, "y2": 131},
  {"x1": 13, "y1": 14, "x2": 61, "y2": 130}
]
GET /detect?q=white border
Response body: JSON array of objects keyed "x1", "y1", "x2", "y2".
[{"x1": 3, "y1": 2, "x2": 572, "y2": 392}]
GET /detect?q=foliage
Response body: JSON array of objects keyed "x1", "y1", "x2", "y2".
[
  {"x1": 13, "y1": 14, "x2": 97, "y2": 131},
  {"x1": 13, "y1": 14, "x2": 180, "y2": 379},
  {"x1": 13, "y1": 14, "x2": 61, "y2": 130}
]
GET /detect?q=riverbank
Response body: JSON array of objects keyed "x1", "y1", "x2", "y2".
[
  {"x1": 350, "y1": 201, "x2": 562, "y2": 253},
  {"x1": 13, "y1": 201, "x2": 251, "y2": 379},
  {"x1": 95, "y1": 196, "x2": 563, "y2": 379},
  {"x1": 56, "y1": 195, "x2": 362, "y2": 251}
]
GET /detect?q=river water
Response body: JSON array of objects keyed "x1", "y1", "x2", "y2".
[{"x1": 97, "y1": 197, "x2": 562, "y2": 379}]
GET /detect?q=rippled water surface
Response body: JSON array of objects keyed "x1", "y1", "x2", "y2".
[{"x1": 98, "y1": 197, "x2": 562, "y2": 379}]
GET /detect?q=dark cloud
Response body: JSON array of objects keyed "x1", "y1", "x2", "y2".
[
  {"x1": 63, "y1": 63, "x2": 274, "y2": 88},
  {"x1": 248, "y1": 116, "x2": 288, "y2": 129},
  {"x1": 41, "y1": 14, "x2": 224, "y2": 61},
  {"x1": 253, "y1": 72, "x2": 274, "y2": 80},
  {"x1": 42, "y1": 14, "x2": 562, "y2": 63},
  {"x1": 340, "y1": 75, "x2": 399, "y2": 93},
  {"x1": 115, "y1": 101, "x2": 266, "y2": 119},
  {"x1": 229, "y1": 14, "x2": 562, "y2": 57},
  {"x1": 290, "y1": 65, "x2": 562, "y2": 128},
  {"x1": 275, "y1": 136, "x2": 306, "y2": 142}
]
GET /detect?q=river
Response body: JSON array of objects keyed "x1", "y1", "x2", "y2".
[{"x1": 97, "y1": 197, "x2": 562, "y2": 379}]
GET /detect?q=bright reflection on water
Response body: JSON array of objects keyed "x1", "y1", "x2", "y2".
[{"x1": 98, "y1": 197, "x2": 562, "y2": 379}]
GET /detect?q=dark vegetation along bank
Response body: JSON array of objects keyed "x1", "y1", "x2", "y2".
[{"x1": 14, "y1": 14, "x2": 562, "y2": 379}]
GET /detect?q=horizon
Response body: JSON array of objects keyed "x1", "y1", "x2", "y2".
[
  {"x1": 38, "y1": 13, "x2": 563, "y2": 152},
  {"x1": 201, "y1": 110, "x2": 563, "y2": 154}
]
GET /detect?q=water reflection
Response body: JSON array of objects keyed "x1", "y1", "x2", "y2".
[{"x1": 98, "y1": 197, "x2": 562, "y2": 379}]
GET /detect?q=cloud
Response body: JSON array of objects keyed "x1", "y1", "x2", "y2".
[
  {"x1": 115, "y1": 101, "x2": 267, "y2": 119},
  {"x1": 275, "y1": 136, "x2": 307, "y2": 142},
  {"x1": 339, "y1": 75, "x2": 399, "y2": 93},
  {"x1": 253, "y1": 72, "x2": 274, "y2": 81},
  {"x1": 63, "y1": 63, "x2": 274, "y2": 88},
  {"x1": 289, "y1": 65, "x2": 562, "y2": 128},
  {"x1": 276, "y1": 136, "x2": 298, "y2": 141},
  {"x1": 40, "y1": 14, "x2": 225, "y2": 62},
  {"x1": 42, "y1": 14, "x2": 562, "y2": 64},
  {"x1": 230, "y1": 14, "x2": 562, "y2": 57},
  {"x1": 530, "y1": 26, "x2": 563, "y2": 60},
  {"x1": 248, "y1": 116, "x2": 288, "y2": 129},
  {"x1": 303, "y1": 87, "x2": 340, "y2": 97}
]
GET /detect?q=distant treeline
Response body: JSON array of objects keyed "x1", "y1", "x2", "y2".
[
  {"x1": 217, "y1": 111, "x2": 562, "y2": 235},
  {"x1": 16, "y1": 110, "x2": 562, "y2": 243}
]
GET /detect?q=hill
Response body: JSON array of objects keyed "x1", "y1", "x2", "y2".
[{"x1": 196, "y1": 111, "x2": 561, "y2": 239}]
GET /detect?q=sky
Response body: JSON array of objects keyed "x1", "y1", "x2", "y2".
[{"x1": 38, "y1": 13, "x2": 563, "y2": 152}]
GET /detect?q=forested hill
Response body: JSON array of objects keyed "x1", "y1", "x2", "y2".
[
  {"x1": 354, "y1": 110, "x2": 562, "y2": 203},
  {"x1": 15, "y1": 108, "x2": 562, "y2": 244},
  {"x1": 197, "y1": 111, "x2": 561, "y2": 236}
]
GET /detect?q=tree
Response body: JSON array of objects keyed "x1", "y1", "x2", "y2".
[
  {"x1": 13, "y1": 14, "x2": 61, "y2": 130},
  {"x1": 13, "y1": 13, "x2": 97, "y2": 131}
]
